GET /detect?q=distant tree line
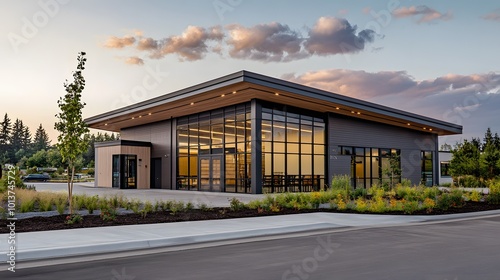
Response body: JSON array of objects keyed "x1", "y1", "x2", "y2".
[
  {"x1": 0, "y1": 112, "x2": 118, "y2": 170},
  {"x1": 450, "y1": 128, "x2": 500, "y2": 181}
]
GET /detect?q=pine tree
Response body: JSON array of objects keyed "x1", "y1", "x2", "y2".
[
  {"x1": 0, "y1": 113, "x2": 11, "y2": 163},
  {"x1": 10, "y1": 119, "x2": 24, "y2": 162},
  {"x1": 33, "y1": 124, "x2": 51, "y2": 151}
]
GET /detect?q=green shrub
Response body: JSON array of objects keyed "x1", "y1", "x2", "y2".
[
  {"x1": 456, "y1": 175, "x2": 487, "y2": 188},
  {"x1": 352, "y1": 188, "x2": 367, "y2": 199},
  {"x1": 354, "y1": 198, "x2": 368, "y2": 212},
  {"x1": 20, "y1": 199, "x2": 35, "y2": 213},
  {"x1": 56, "y1": 197, "x2": 66, "y2": 215},
  {"x1": 449, "y1": 189, "x2": 464, "y2": 208},
  {"x1": 487, "y1": 180, "x2": 500, "y2": 204},
  {"x1": 422, "y1": 187, "x2": 441, "y2": 199},
  {"x1": 170, "y1": 201, "x2": 185, "y2": 215},
  {"x1": 436, "y1": 194, "x2": 452, "y2": 210},
  {"x1": 229, "y1": 197, "x2": 246, "y2": 211},
  {"x1": 367, "y1": 184, "x2": 385, "y2": 198},
  {"x1": 330, "y1": 175, "x2": 352, "y2": 199},
  {"x1": 468, "y1": 190, "x2": 482, "y2": 202},
  {"x1": 186, "y1": 202, "x2": 194, "y2": 211},
  {"x1": 73, "y1": 195, "x2": 86, "y2": 211},
  {"x1": 100, "y1": 208, "x2": 117, "y2": 221},
  {"x1": 368, "y1": 197, "x2": 387, "y2": 213},
  {"x1": 130, "y1": 200, "x2": 141, "y2": 214},
  {"x1": 247, "y1": 200, "x2": 262, "y2": 210},
  {"x1": 85, "y1": 195, "x2": 99, "y2": 214},
  {"x1": 141, "y1": 201, "x2": 154, "y2": 218},
  {"x1": 402, "y1": 200, "x2": 419, "y2": 214},
  {"x1": 197, "y1": 202, "x2": 212, "y2": 211},
  {"x1": 65, "y1": 214, "x2": 83, "y2": 225}
]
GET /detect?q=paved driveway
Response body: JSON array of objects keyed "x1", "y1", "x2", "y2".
[{"x1": 32, "y1": 182, "x2": 266, "y2": 207}]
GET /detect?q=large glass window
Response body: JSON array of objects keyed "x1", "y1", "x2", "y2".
[
  {"x1": 341, "y1": 146, "x2": 401, "y2": 188},
  {"x1": 176, "y1": 103, "x2": 251, "y2": 193},
  {"x1": 261, "y1": 104, "x2": 326, "y2": 193}
]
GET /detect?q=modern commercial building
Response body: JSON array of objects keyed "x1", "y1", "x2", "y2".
[{"x1": 85, "y1": 71, "x2": 462, "y2": 193}]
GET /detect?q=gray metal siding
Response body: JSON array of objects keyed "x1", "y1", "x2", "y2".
[
  {"x1": 328, "y1": 114, "x2": 437, "y2": 186},
  {"x1": 121, "y1": 119, "x2": 173, "y2": 189}
]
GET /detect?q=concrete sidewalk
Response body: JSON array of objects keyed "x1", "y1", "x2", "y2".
[{"x1": 2, "y1": 210, "x2": 500, "y2": 266}]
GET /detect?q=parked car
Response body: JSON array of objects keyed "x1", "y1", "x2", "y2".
[{"x1": 23, "y1": 174, "x2": 51, "y2": 182}]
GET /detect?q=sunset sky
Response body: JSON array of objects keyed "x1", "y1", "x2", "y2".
[{"x1": 1, "y1": 0, "x2": 499, "y2": 146}]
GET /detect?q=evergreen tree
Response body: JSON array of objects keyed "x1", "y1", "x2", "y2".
[
  {"x1": 0, "y1": 113, "x2": 11, "y2": 163},
  {"x1": 10, "y1": 119, "x2": 24, "y2": 162},
  {"x1": 33, "y1": 124, "x2": 51, "y2": 151}
]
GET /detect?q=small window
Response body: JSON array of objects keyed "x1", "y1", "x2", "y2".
[{"x1": 440, "y1": 161, "x2": 451, "y2": 177}]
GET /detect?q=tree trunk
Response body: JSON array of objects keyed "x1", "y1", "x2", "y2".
[{"x1": 68, "y1": 163, "x2": 75, "y2": 215}]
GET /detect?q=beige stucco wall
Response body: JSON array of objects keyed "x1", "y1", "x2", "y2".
[
  {"x1": 96, "y1": 146, "x2": 120, "y2": 188},
  {"x1": 95, "y1": 145, "x2": 151, "y2": 189}
]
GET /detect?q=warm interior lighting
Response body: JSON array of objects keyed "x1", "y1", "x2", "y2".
[
  {"x1": 190, "y1": 102, "x2": 194, "y2": 105},
  {"x1": 221, "y1": 94, "x2": 225, "y2": 97},
  {"x1": 351, "y1": 111, "x2": 355, "y2": 114},
  {"x1": 139, "y1": 115, "x2": 142, "y2": 118},
  {"x1": 357, "y1": 112, "x2": 361, "y2": 115},
  {"x1": 275, "y1": 92, "x2": 279, "y2": 96},
  {"x1": 336, "y1": 107, "x2": 340, "y2": 110},
  {"x1": 148, "y1": 112, "x2": 152, "y2": 115},
  {"x1": 429, "y1": 128, "x2": 433, "y2": 131},
  {"x1": 423, "y1": 127, "x2": 427, "y2": 130},
  {"x1": 104, "y1": 123, "x2": 108, "y2": 126},
  {"x1": 132, "y1": 117, "x2": 135, "y2": 119},
  {"x1": 232, "y1": 91, "x2": 236, "y2": 94},
  {"x1": 407, "y1": 123, "x2": 411, "y2": 126}
]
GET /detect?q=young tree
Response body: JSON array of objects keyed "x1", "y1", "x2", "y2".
[
  {"x1": 10, "y1": 119, "x2": 24, "y2": 162},
  {"x1": 54, "y1": 52, "x2": 90, "y2": 214},
  {"x1": 33, "y1": 124, "x2": 51, "y2": 151}
]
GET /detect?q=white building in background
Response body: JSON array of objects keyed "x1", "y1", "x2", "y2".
[{"x1": 438, "y1": 151, "x2": 453, "y2": 185}]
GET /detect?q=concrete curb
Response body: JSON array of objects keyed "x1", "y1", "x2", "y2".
[
  {"x1": 2, "y1": 210, "x2": 500, "y2": 265},
  {"x1": 3, "y1": 223, "x2": 338, "y2": 262}
]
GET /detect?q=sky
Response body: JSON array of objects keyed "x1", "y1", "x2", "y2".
[{"x1": 1, "y1": 0, "x2": 499, "y2": 147}]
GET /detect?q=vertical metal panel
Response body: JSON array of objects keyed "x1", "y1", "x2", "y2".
[{"x1": 251, "y1": 99, "x2": 262, "y2": 194}]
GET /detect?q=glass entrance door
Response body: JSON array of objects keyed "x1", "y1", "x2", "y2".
[{"x1": 199, "y1": 155, "x2": 223, "y2": 192}]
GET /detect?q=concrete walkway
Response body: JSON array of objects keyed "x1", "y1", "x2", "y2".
[
  {"x1": 2, "y1": 209, "x2": 500, "y2": 266},
  {"x1": 32, "y1": 182, "x2": 267, "y2": 207}
]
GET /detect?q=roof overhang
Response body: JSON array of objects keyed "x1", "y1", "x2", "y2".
[{"x1": 85, "y1": 71, "x2": 463, "y2": 136}]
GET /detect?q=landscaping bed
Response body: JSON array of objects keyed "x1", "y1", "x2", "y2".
[{"x1": 3, "y1": 201, "x2": 500, "y2": 233}]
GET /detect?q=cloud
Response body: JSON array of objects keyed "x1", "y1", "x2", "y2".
[
  {"x1": 103, "y1": 17, "x2": 378, "y2": 64},
  {"x1": 103, "y1": 35, "x2": 136, "y2": 48},
  {"x1": 392, "y1": 5, "x2": 453, "y2": 23},
  {"x1": 226, "y1": 22, "x2": 306, "y2": 62},
  {"x1": 482, "y1": 9, "x2": 500, "y2": 22},
  {"x1": 304, "y1": 17, "x2": 375, "y2": 56},
  {"x1": 283, "y1": 69, "x2": 500, "y2": 141},
  {"x1": 124, "y1": 56, "x2": 144, "y2": 65},
  {"x1": 149, "y1": 25, "x2": 225, "y2": 61}
]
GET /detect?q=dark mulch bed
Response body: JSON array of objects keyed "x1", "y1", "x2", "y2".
[{"x1": 2, "y1": 202, "x2": 500, "y2": 233}]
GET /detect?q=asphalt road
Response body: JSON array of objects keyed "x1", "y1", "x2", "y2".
[{"x1": 3, "y1": 216, "x2": 500, "y2": 280}]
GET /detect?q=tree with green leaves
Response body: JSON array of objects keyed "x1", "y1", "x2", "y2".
[
  {"x1": 54, "y1": 52, "x2": 90, "y2": 214},
  {"x1": 33, "y1": 124, "x2": 51, "y2": 151}
]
